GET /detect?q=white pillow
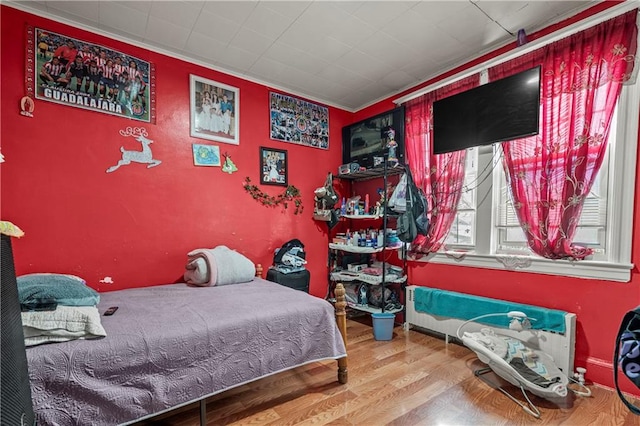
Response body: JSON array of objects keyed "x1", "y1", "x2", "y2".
[{"x1": 21, "y1": 306, "x2": 106, "y2": 347}]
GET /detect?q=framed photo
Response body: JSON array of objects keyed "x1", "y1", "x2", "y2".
[
  {"x1": 260, "y1": 147, "x2": 288, "y2": 186},
  {"x1": 269, "y1": 92, "x2": 329, "y2": 149},
  {"x1": 190, "y1": 74, "x2": 239, "y2": 145},
  {"x1": 30, "y1": 28, "x2": 154, "y2": 123},
  {"x1": 192, "y1": 144, "x2": 221, "y2": 167}
]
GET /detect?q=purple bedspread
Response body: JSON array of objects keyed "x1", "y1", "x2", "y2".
[{"x1": 26, "y1": 279, "x2": 346, "y2": 425}]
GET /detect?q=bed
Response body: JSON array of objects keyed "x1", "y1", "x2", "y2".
[{"x1": 25, "y1": 265, "x2": 348, "y2": 426}]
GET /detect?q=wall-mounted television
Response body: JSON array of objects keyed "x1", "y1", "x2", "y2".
[
  {"x1": 432, "y1": 65, "x2": 541, "y2": 155},
  {"x1": 342, "y1": 106, "x2": 405, "y2": 167}
]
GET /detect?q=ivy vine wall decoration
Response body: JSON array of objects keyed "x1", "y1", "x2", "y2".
[{"x1": 243, "y1": 177, "x2": 303, "y2": 214}]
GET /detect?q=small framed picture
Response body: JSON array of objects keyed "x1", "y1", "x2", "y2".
[
  {"x1": 192, "y1": 144, "x2": 221, "y2": 166},
  {"x1": 260, "y1": 147, "x2": 288, "y2": 186},
  {"x1": 190, "y1": 74, "x2": 239, "y2": 145}
]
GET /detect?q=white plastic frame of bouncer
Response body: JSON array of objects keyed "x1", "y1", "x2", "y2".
[{"x1": 456, "y1": 311, "x2": 591, "y2": 419}]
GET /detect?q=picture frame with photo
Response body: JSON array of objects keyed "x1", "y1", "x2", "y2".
[
  {"x1": 260, "y1": 147, "x2": 288, "y2": 186},
  {"x1": 269, "y1": 92, "x2": 329, "y2": 149},
  {"x1": 190, "y1": 75, "x2": 239, "y2": 145},
  {"x1": 192, "y1": 144, "x2": 221, "y2": 167},
  {"x1": 30, "y1": 28, "x2": 155, "y2": 123}
]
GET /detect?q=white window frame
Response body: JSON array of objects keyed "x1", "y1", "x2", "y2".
[
  {"x1": 493, "y1": 129, "x2": 610, "y2": 258},
  {"x1": 411, "y1": 77, "x2": 638, "y2": 282},
  {"x1": 444, "y1": 147, "x2": 478, "y2": 248}
]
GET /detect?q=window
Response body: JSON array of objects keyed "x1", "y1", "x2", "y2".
[
  {"x1": 493, "y1": 123, "x2": 610, "y2": 258},
  {"x1": 426, "y1": 83, "x2": 638, "y2": 282},
  {"x1": 445, "y1": 148, "x2": 477, "y2": 247}
]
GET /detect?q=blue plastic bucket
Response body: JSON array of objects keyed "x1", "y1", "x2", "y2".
[{"x1": 372, "y1": 312, "x2": 395, "y2": 341}]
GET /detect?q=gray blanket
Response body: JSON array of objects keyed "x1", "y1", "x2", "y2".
[{"x1": 27, "y1": 279, "x2": 346, "y2": 425}]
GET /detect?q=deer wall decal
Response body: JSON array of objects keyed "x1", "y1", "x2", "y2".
[{"x1": 106, "y1": 127, "x2": 161, "y2": 173}]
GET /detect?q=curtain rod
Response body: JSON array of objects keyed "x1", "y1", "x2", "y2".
[{"x1": 393, "y1": 2, "x2": 638, "y2": 106}]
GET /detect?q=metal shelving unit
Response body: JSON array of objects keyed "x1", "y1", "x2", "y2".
[
  {"x1": 337, "y1": 164, "x2": 404, "y2": 181},
  {"x1": 327, "y1": 160, "x2": 406, "y2": 317}
]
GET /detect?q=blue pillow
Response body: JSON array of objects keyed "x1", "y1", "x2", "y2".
[{"x1": 17, "y1": 274, "x2": 100, "y2": 307}]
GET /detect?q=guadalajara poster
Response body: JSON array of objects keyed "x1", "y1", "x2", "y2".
[{"x1": 31, "y1": 28, "x2": 155, "y2": 123}]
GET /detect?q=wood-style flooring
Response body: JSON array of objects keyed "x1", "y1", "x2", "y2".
[{"x1": 137, "y1": 317, "x2": 640, "y2": 425}]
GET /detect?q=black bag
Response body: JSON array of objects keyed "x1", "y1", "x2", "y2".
[
  {"x1": 613, "y1": 306, "x2": 640, "y2": 415},
  {"x1": 273, "y1": 239, "x2": 305, "y2": 265},
  {"x1": 397, "y1": 168, "x2": 429, "y2": 243}
]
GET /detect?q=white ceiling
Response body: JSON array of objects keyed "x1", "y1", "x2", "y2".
[{"x1": 6, "y1": 1, "x2": 597, "y2": 111}]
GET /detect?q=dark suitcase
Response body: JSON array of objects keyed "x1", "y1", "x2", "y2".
[{"x1": 266, "y1": 269, "x2": 310, "y2": 293}]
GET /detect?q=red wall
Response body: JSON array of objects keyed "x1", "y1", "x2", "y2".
[
  {"x1": 2, "y1": 3, "x2": 640, "y2": 396},
  {"x1": 0, "y1": 5, "x2": 350, "y2": 297}
]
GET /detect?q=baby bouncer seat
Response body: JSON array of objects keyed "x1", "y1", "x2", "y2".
[{"x1": 457, "y1": 311, "x2": 590, "y2": 418}]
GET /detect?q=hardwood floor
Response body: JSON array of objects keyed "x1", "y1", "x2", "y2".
[{"x1": 138, "y1": 318, "x2": 640, "y2": 425}]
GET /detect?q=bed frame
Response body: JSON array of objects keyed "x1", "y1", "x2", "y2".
[
  {"x1": 193, "y1": 266, "x2": 349, "y2": 425},
  {"x1": 25, "y1": 263, "x2": 349, "y2": 426}
]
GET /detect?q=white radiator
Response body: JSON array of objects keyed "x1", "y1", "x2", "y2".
[{"x1": 405, "y1": 285, "x2": 577, "y2": 376}]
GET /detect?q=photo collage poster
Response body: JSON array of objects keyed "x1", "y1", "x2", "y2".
[{"x1": 269, "y1": 92, "x2": 329, "y2": 149}]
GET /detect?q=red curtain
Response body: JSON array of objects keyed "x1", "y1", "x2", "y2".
[
  {"x1": 404, "y1": 74, "x2": 480, "y2": 254},
  {"x1": 491, "y1": 10, "x2": 637, "y2": 260}
]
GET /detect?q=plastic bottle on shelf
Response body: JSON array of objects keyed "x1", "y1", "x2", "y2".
[
  {"x1": 368, "y1": 229, "x2": 376, "y2": 247},
  {"x1": 352, "y1": 231, "x2": 360, "y2": 247},
  {"x1": 340, "y1": 197, "x2": 346, "y2": 216}
]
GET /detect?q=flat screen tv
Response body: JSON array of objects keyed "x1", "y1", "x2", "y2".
[
  {"x1": 432, "y1": 65, "x2": 541, "y2": 155},
  {"x1": 342, "y1": 106, "x2": 405, "y2": 167}
]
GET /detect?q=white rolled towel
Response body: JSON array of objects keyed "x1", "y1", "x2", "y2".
[{"x1": 184, "y1": 246, "x2": 255, "y2": 286}]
